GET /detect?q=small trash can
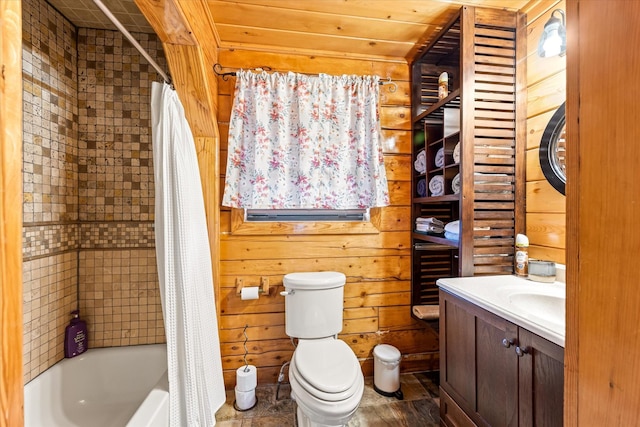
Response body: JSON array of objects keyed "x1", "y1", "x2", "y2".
[{"x1": 373, "y1": 344, "x2": 403, "y2": 400}]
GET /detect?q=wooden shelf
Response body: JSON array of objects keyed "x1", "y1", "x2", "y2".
[
  {"x1": 409, "y1": 5, "x2": 523, "y2": 313},
  {"x1": 413, "y1": 194, "x2": 459, "y2": 204},
  {"x1": 412, "y1": 88, "x2": 461, "y2": 124},
  {"x1": 413, "y1": 232, "x2": 459, "y2": 248}
]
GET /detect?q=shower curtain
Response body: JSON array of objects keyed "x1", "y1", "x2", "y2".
[{"x1": 151, "y1": 82, "x2": 225, "y2": 426}]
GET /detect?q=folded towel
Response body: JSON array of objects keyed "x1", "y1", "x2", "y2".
[
  {"x1": 429, "y1": 175, "x2": 444, "y2": 197},
  {"x1": 412, "y1": 305, "x2": 440, "y2": 320},
  {"x1": 445, "y1": 220, "x2": 460, "y2": 234},
  {"x1": 453, "y1": 142, "x2": 461, "y2": 164},
  {"x1": 414, "y1": 150, "x2": 426, "y2": 174},
  {"x1": 416, "y1": 178, "x2": 426, "y2": 197},
  {"x1": 416, "y1": 223, "x2": 444, "y2": 233},
  {"x1": 416, "y1": 217, "x2": 444, "y2": 226},
  {"x1": 434, "y1": 147, "x2": 445, "y2": 168},
  {"x1": 444, "y1": 231, "x2": 459, "y2": 241},
  {"x1": 452, "y1": 173, "x2": 461, "y2": 194}
]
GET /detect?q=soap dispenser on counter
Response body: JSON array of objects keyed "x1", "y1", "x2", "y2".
[
  {"x1": 514, "y1": 234, "x2": 529, "y2": 277},
  {"x1": 64, "y1": 310, "x2": 87, "y2": 358}
]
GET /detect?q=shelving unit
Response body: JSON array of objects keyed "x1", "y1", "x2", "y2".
[{"x1": 410, "y1": 6, "x2": 526, "y2": 311}]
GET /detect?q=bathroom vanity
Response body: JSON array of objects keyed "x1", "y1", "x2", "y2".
[{"x1": 437, "y1": 275, "x2": 564, "y2": 427}]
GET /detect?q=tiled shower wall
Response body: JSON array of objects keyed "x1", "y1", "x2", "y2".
[
  {"x1": 22, "y1": 0, "x2": 80, "y2": 383},
  {"x1": 22, "y1": 0, "x2": 166, "y2": 383},
  {"x1": 76, "y1": 28, "x2": 165, "y2": 348}
]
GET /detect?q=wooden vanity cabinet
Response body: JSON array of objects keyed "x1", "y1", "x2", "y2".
[{"x1": 439, "y1": 290, "x2": 563, "y2": 427}]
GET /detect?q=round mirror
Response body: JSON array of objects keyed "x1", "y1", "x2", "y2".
[{"x1": 539, "y1": 102, "x2": 566, "y2": 195}]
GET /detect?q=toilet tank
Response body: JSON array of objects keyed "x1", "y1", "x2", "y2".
[{"x1": 283, "y1": 271, "x2": 346, "y2": 339}]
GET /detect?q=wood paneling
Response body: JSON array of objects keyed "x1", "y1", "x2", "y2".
[
  {"x1": 525, "y1": 1, "x2": 566, "y2": 264},
  {"x1": 206, "y1": 0, "x2": 528, "y2": 61},
  {"x1": 527, "y1": 109, "x2": 554, "y2": 150},
  {"x1": 526, "y1": 180, "x2": 565, "y2": 213},
  {"x1": 566, "y1": 2, "x2": 640, "y2": 425},
  {"x1": 216, "y1": 48, "x2": 436, "y2": 388},
  {"x1": 527, "y1": 70, "x2": 566, "y2": 118},
  {"x1": 1, "y1": 0, "x2": 24, "y2": 424},
  {"x1": 564, "y1": 1, "x2": 579, "y2": 424},
  {"x1": 194, "y1": 137, "x2": 221, "y2": 311},
  {"x1": 526, "y1": 212, "x2": 566, "y2": 249},
  {"x1": 221, "y1": 233, "x2": 410, "y2": 260},
  {"x1": 218, "y1": 49, "x2": 410, "y2": 79}
]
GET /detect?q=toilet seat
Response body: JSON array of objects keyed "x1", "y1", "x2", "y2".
[{"x1": 291, "y1": 339, "x2": 361, "y2": 402}]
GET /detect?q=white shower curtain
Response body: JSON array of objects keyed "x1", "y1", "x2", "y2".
[{"x1": 151, "y1": 82, "x2": 226, "y2": 426}]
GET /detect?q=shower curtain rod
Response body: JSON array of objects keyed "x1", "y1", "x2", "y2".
[
  {"x1": 212, "y1": 63, "x2": 398, "y2": 93},
  {"x1": 91, "y1": 0, "x2": 171, "y2": 85}
]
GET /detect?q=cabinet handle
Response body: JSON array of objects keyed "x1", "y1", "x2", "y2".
[
  {"x1": 501, "y1": 338, "x2": 514, "y2": 348},
  {"x1": 515, "y1": 346, "x2": 529, "y2": 357}
]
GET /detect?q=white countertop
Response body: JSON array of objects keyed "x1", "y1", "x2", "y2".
[{"x1": 437, "y1": 275, "x2": 566, "y2": 347}]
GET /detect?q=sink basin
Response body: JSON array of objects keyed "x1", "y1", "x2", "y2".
[
  {"x1": 491, "y1": 283, "x2": 566, "y2": 333},
  {"x1": 508, "y1": 292, "x2": 565, "y2": 329}
]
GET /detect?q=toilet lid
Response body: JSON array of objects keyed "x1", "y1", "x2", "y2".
[{"x1": 293, "y1": 339, "x2": 360, "y2": 394}]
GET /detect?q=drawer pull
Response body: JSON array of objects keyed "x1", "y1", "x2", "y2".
[
  {"x1": 501, "y1": 338, "x2": 514, "y2": 348},
  {"x1": 515, "y1": 346, "x2": 529, "y2": 357}
]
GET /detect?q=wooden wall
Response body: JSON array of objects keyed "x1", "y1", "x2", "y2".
[
  {"x1": 216, "y1": 49, "x2": 438, "y2": 388},
  {"x1": 139, "y1": 0, "x2": 567, "y2": 392},
  {"x1": 565, "y1": 1, "x2": 640, "y2": 424},
  {"x1": 523, "y1": 0, "x2": 567, "y2": 264},
  {"x1": 1, "y1": 0, "x2": 24, "y2": 424}
]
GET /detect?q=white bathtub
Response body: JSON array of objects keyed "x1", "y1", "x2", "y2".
[{"x1": 24, "y1": 344, "x2": 169, "y2": 427}]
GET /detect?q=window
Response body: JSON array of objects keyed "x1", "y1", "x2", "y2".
[{"x1": 245, "y1": 209, "x2": 369, "y2": 222}]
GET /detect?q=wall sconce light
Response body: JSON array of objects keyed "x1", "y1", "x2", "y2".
[{"x1": 538, "y1": 9, "x2": 567, "y2": 58}]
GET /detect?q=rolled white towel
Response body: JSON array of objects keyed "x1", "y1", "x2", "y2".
[
  {"x1": 453, "y1": 142, "x2": 460, "y2": 164},
  {"x1": 429, "y1": 175, "x2": 444, "y2": 197},
  {"x1": 445, "y1": 220, "x2": 460, "y2": 234},
  {"x1": 452, "y1": 173, "x2": 461, "y2": 194},
  {"x1": 444, "y1": 231, "x2": 459, "y2": 241},
  {"x1": 435, "y1": 147, "x2": 445, "y2": 168},
  {"x1": 414, "y1": 150, "x2": 426, "y2": 173}
]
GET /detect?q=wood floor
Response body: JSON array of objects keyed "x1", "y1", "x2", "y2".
[{"x1": 216, "y1": 372, "x2": 441, "y2": 426}]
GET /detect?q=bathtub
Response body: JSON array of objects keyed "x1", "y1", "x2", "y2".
[{"x1": 24, "y1": 344, "x2": 168, "y2": 427}]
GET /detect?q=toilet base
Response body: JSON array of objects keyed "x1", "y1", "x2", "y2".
[{"x1": 295, "y1": 405, "x2": 346, "y2": 427}]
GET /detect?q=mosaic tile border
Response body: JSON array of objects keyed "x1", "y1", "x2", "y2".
[
  {"x1": 23, "y1": 221, "x2": 156, "y2": 260},
  {"x1": 80, "y1": 221, "x2": 155, "y2": 249},
  {"x1": 23, "y1": 223, "x2": 79, "y2": 260}
]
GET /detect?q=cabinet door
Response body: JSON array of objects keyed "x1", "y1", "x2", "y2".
[
  {"x1": 441, "y1": 291, "x2": 519, "y2": 427},
  {"x1": 516, "y1": 328, "x2": 564, "y2": 427},
  {"x1": 441, "y1": 292, "x2": 476, "y2": 407},
  {"x1": 475, "y1": 309, "x2": 519, "y2": 427}
]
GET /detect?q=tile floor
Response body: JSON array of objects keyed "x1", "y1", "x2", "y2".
[{"x1": 216, "y1": 371, "x2": 441, "y2": 426}]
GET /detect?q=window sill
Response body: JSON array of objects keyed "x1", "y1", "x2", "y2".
[{"x1": 229, "y1": 208, "x2": 382, "y2": 235}]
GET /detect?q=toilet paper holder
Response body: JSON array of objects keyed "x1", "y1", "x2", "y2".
[{"x1": 236, "y1": 277, "x2": 270, "y2": 297}]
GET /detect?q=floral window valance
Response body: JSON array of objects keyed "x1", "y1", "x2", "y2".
[{"x1": 221, "y1": 70, "x2": 389, "y2": 210}]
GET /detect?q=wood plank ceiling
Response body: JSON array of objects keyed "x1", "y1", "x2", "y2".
[
  {"x1": 206, "y1": 0, "x2": 529, "y2": 61},
  {"x1": 47, "y1": 0, "x2": 529, "y2": 62}
]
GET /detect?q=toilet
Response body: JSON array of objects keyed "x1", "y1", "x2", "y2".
[{"x1": 282, "y1": 271, "x2": 364, "y2": 427}]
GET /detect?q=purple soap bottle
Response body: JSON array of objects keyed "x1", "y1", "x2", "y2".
[{"x1": 64, "y1": 310, "x2": 88, "y2": 358}]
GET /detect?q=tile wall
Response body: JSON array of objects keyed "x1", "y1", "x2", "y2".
[
  {"x1": 22, "y1": 0, "x2": 79, "y2": 383},
  {"x1": 76, "y1": 27, "x2": 165, "y2": 349},
  {"x1": 22, "y1": 0, "x2": 166, "y2": 383}
]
